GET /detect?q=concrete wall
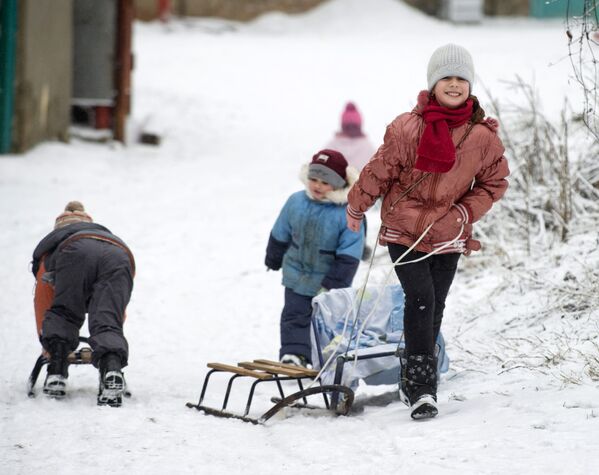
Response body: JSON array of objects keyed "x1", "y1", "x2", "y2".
[
  {"x1": 14, "y1": 0, "x2": 72, "y2": 153},
  {"x1": 135, "y1": 0, "x2": 327, "y2": 21}
]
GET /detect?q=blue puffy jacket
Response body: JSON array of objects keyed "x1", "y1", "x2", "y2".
[{"x1": 265, "y1": 165, "x2": 365, "y2": 297}]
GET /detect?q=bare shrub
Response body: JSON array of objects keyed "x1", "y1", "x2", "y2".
[
  {"x1": 452, "y1": 76, "x2": 599, "y2": 386},
  {"x1": 566, "y1": 0, "x2": 599, "y2": 141},
  {"x1": 478, "y1": 76, "x2": 599, "y2": 256}
]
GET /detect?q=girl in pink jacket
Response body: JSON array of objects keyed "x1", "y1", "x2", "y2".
[
  {"x1": 326, "y1": 102, "x2": 377, "y2": 260},
  {"x1": 346, "y1": 44, "x2": 509, "y2": 420},
  {"x1": 325, "y1": 102, "x2": 376, "y2": 172}
]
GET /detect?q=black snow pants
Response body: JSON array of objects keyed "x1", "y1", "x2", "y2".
[
  {"x1": 41, "y1": 238, "x2": 134, "y2": 368},
  {"x1": 388, "y1": 243, "x2": 460, "y2": 358},
  {"x1": 279, "y1": 287, "x2": 313, "y2": 363}
]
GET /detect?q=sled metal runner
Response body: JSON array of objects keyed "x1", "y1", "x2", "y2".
[
  {"x1": 325, "y1": 349, "x2": 399, "y2": 408},
  {"x1": 186, "y1": 359, "x2": 354, "y2": 424}
]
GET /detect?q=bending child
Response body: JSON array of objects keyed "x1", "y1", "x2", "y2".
[
  {"x1": 32, "y1": 201, "x2": 135, "y2": 407},
  {"x1": 266, "y1": 150, "x2": 365, "y2": 368},
  {"x1": 346, "y1": 44, "x2": 509, "y2": 419}
]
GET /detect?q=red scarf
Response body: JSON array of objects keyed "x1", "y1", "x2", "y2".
[{"x1": 415, "y1": 98, "x2": 473, "y2": 173}]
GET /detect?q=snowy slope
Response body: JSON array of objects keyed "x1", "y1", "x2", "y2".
[{"x1": 1, "y1": 1, "x2": 597, "y2": 474}]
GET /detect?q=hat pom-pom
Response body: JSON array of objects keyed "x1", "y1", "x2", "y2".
[{"x1": 65, "y1": 201, "x2": 85, "y2": 212}]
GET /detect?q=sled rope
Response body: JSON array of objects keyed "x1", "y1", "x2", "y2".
[
  {"x1": 341, "y1": 173, "x2": 432, "y2": 364},
  {"x1": 306, "y1": 220, "x2": 464, "y2": 389},
  {"x1": 349, "y1": 223, "x2": 465, "y2": 373}
]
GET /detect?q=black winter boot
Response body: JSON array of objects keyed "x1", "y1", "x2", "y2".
[
  {"x1": 97, "y1": 353, "x2": 125, "y2": 407},
  {"x1": 43, "y1": 339, "x2": 69, "y2": 399},
  {"x1": 404, "y1": 354, "x2": 438, "y2": 420}
]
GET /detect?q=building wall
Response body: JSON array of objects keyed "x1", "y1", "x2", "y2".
[
  {"x1": 529, "y1": 0, "x2": 588, "y2": 17},
  {"x1": 135, "y1": 0, "x2": 327, "y2": 21},
  {"x1": 14, "y1": 0, "x2": 72, "y2": 153},
  {"x1": 402, "y1": 0, "x2": 440, "y2": 16},
  {"x1": 485, "y1": 0, "x2": 528, "y2": 16},
  {"x1": 404, "y1": 0, "x2": 528, "y2": 16}
]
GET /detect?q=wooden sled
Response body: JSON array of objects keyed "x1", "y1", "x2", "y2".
[
  {"x1": 27, "y1": 337, "x2": 93, "y2": 397},
  {"x1": 186, "y1": 359, "x2": 354, "y2": 424}
]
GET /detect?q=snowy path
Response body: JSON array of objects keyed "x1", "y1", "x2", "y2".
[{"x1": 1, "y1": 1, "x2": 598, "y2": 473}]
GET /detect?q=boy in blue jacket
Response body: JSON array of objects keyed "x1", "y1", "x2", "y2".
[{"x1": 265, "y1": 149, "x2": 365, "y2": 367}]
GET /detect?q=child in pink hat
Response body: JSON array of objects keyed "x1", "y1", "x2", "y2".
[{"x1": 324, "y1": 102, "x2": 375, "y2": 172}]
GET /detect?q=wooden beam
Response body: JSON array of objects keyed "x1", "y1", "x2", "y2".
[{"x1": 114, "y1": 0, "x2": 133, "y2": 143}]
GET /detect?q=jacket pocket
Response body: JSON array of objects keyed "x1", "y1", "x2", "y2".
[{"x1": 432, "y1": 206, "x2": 468, "y2": 243}]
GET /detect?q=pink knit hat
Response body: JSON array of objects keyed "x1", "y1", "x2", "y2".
[
  {"x1": 341, "y1": 102, "x2": 363, "y2": 137},
  {"x1": 342, "y1": 102, "x2": 362, "y2": 126}
]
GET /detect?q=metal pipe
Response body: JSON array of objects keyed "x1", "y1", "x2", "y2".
[{"x1": 0, "y1": 0, "x2": 17, "y2": 153}]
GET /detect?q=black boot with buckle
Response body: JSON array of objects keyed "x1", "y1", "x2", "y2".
[
  {"x1": 43, "y1": 339, "x2": 69, "y2": 399},
  {"x1": 97, "y1": 353, "x2": 125, "y2": 407}
]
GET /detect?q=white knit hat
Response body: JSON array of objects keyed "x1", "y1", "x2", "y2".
[{"x1": 427, "y1": 44, "x2": 474, "y2": 91}]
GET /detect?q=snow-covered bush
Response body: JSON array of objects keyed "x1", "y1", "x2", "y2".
[
  {"x1": 478, "y1": 76, "x2": 599, "y2": 256},
  {"x1": 453, "y1": 77, "x2": 599, "y2": 386}
]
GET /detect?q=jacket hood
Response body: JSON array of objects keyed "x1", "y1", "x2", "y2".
[{"x1": 299, "y1": 163, "x2": 359, "y2": 205}]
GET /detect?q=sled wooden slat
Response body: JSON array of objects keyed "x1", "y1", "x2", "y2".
[
  {"x1": 238, "y1": 361, "x2": 316, "y2": 378},
  {"x1": 68, "y1": 348, "x2": 93, "y2": 364},
  {"x1": 238, "y1": 361, "x2": 304, "y2": 377},
  {"x1": 206, "y1": 362, "x2": 273, "y2": 380},
  {"x1": 253, "y1": 359, "x2": 319, "y2": 378}
]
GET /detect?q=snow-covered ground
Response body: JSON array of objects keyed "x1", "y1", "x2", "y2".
[{"x1": 1, "y1": 0, "x2": 598, "y2": 473}]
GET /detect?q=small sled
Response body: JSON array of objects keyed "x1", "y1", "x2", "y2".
[
  {"x1": 186, "y1": 359, "x2": 354, "y2": 425},
  {"x1": 27, "y1": 336, "x2": 131, "y2": 400},
  {"x1": 27, "y1": 337, "x2": 93, "y2": 397},
  {"x1": 188, "y1": 285, "x2": 450, "y2": 424}
]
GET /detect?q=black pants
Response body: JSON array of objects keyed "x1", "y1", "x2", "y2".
[
  {"x1": 41, "y1": 238, "x2": 133, "y2": 368},
  {"x1": 388, "y1": 243, "x2": 460, "y2": 357},
  {"x1": 279, "y1": 288, "x2": 313, "y2": 363}
]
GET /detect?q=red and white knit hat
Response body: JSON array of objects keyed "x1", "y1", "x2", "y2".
[{"x1": 54, "y1": 201, "x2": 93, "y2": 229}]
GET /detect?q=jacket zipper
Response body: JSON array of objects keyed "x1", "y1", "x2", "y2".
[{"x1": 414, "y1": 172, "x2": 440, "y2": 237}]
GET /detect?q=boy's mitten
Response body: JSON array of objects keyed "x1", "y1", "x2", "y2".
[
  {"x1": 265, "y1": 233, "x2": 289, "y2": 271},
  {"x1": 265, "y1": 256, "x2": 281, "y2": 271}
]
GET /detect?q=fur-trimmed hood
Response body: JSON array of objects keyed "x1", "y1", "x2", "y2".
[{"x1": 299, "y1": 163, "x2": 360, "y2": 205}]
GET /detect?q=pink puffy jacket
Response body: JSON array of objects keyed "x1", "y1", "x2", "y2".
[{"x1": 347, "y1": 93, "x2": 509, "y2": 254}]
